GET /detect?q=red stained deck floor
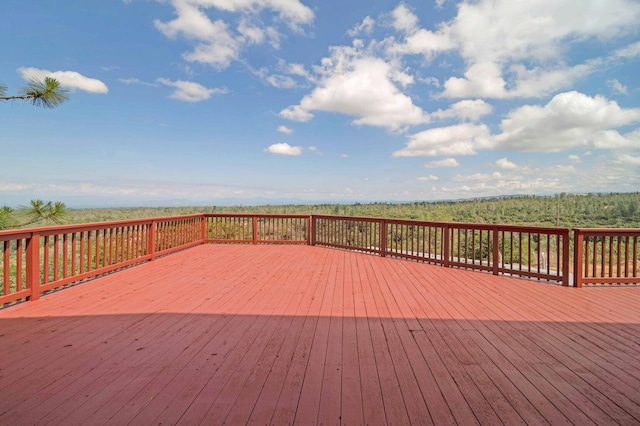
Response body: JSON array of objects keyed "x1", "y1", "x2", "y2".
[{"x1": 0, "y1": 244, "x2": 639, "y2": 425}]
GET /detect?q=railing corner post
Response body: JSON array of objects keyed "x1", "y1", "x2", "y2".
[
  {"x1": 149, "y1": 221, "x2": 157, "y2": 261},
  {"x1": 492, "y1": 227, "x2": 500, "y2": 276},
  {"x1": 380, "y1": 219, "x2": 387, "y2": 257},
  {"x1": 201, "y1": 215, "x2": 207, "y2": 244},
  {"x1": 252, "y1": 216, "x2": 258, "y2": 245},
  {"x1": 573, "y1": 229, "x2": 584, "y2": 288},
  {"x1": 26, "y1": 232, "x2": 41, "y2": 301},
  {"x1": 443, "y1": 224, "x2": 450, "y2": 268}
]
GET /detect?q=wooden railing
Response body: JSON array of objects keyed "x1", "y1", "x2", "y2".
[
  {"x1": 205, "y1": 214, "x2": 310, "y2": 244},
  {"x1": 573, "y1": 228, "x2": 640, "y2": 287},
  {"x1": 0, "y1": 215, "x2": 205, "y2": 305},
  {"x1": 0, "y1": 214, "x2": 637, "y2": 305},
  {"x1": 312, "y1": 215, "x2": 571, "y2": 286}
]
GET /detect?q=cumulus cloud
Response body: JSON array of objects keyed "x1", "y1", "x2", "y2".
[
  {"x1": 154, "y1": 0, "x2": 314, "y2": 70},
  {"x1": 279, "y1": 45, "x2": 428, "y2": 131},
  {"x1": 618, "y1": 154, "x2": 640, "y2": 166},
  {"x1": 389, "y1": 0, "x2": 640, "y2": 99},
  {"x1": 390, "y1": 4, "x2": 419, "y2": 34},
  {"x1": 279, "y1": 104, "x2": 314, "y2": 122},
  {"x1": 276, "y1": 125, "x2": 293, "y2": 134},
  {"x1": 493, "y1": 91, "x2": 640, "y2": 151},
  {"x1": 265, "y1": 143, "x2": 303, "y2": 156},
  {"x1": 440, "y1": 61, "x2": 594, "y2": 99},
  {"x1": 393, "y1": 123, "x2": 493, "y2": 157},
  {"x1": 417, "y1": 175, "x2": 439, "y2": 181},
  {"x1": 423, "y1": 158, "x2": 460, "y2": 168},
  {"x1": 431, "y1": 99, "x2": 492, "y2": 122},
  {"x1": 495, "y1": 157, "x2": 517, "y2": 169},
  {"x1": 157, "y1": 78, "x2": 228, "y2": 102},
  {"x1": 18, "y1": 67, "x2": 108, "y2": 94}
]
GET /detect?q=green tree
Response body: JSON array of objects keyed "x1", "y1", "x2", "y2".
[
  {"x1": 0, "y1": 77, "x2": 69, "y2": 108},
  {"x1": 16, "y1": 200, "x2": 69, "y2": 228},
  {"x1": 0, "y1": 206, "x2": 15, "y2": 230}
]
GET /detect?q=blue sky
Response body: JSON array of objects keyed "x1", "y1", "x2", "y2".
[{"x1": 1, "y1": 0, "x2": 639, "y2": 208}]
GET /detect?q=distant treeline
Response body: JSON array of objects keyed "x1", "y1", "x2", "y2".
[{"x1": 65, "y1": 192, "x2": 640, "y2": 229}]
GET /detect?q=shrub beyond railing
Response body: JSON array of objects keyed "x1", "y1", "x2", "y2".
[{"x1": 0, "y1": 214, "x2": 637, "y2": 305}]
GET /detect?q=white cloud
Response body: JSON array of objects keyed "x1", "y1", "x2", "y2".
[
  {"x1": 453, "y1": 171, "x2": 503, "y2": 182},
  {"x1": 389, "y1": 0, "x2": 640, "y2": 99},
  {"x1": 276, "y1": 125, "x2": 293, "y2": 134},
  {"x1": 494, "y1": 91, "x2": 640, "y2": 151},
  {"x1": 423, "y1": 158, "x2": 460, "y2": 168},
  {"x1": 280, "y1": 47, "x2": 428, "y2": 131},
  {"x1": 450, "y1": 0, "x2": 640, "y2": 64},
  {"x1": 266, "y1": 74, "x2": 296, "y2": 89},
  {"x1": 390, "y1": 4, "x2": 419, "y2": 34},
  {"x1": 393, "y1": 27, "x2": 455, "y2": 60},
  {"x1": 440, "y1": 61, "x2": 595, "y2": 99},
  {"x1": 608, "y1": 79, "x2": 628, "y2": 95},
  {"x1": 618, "y1": 154, "x2": 640, "y2": 166},
  {"x1": 568, "y1": 154, "x2": 581, "y2": 163},
  {"x1": 119, "y1": 77, "x2": 157, "y2": 87},
  {"x1": 279, "y1": 104, "x2": 313, "y2": 122},
  {"x1": 157, "y1": 78, "x2": 227, "y2": 102},
  {"x1": 347, "y1": 16, "x2": 374, "y2": 37},
  {"x1": 614, "y1": 41, "x2": 640, "y2": 58},
  {"x1": 432, "y1": 99, "x2": 492, "y2": 122},
  {"x1": 237, "y1": 17, "x2": 265, "y2": 45},
  {"x1": 18, "y1": 67, "x2": 108, "y2": 94},
  {"x1": 394, "y1": 123, "x2": 493, "y2": 157},
  {"x1": 284, "y1": 62, "x2": 313, "y2": 81},
  {"x1": 417, "y1": 175, "x2": 439, "y2": 181},
  {"x1": 495, "y1": 157, "x2": 517, "y2": 169},
  {"x1": 154, "y1": 0, "x2": 314, "y2": 70},
  {"x1": 265, "y1": 142, "x2": 303, "y2": 156}
]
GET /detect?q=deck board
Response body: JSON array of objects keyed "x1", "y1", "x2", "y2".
[{"x1": 1, "y1": 244, "x2": 639, "y2": 425}]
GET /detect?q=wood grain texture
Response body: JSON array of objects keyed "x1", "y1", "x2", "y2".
[{"x1": 0, "y1": 244, "x2": 638, "y2": 425}]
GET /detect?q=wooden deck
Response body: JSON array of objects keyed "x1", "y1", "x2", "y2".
[{"x1": 0, "y1": 244, "x2": 639, "y2": 425}]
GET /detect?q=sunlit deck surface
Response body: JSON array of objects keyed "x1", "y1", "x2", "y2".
[{"x1": 1, "y1": 244, "x2": 639, "y2": 425}]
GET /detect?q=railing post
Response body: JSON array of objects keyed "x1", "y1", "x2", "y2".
[
  {"x1": 201, "y1": 215, "x2": 207, "y2": 244},
  {"x1": 492, "y1": 227, "x2": 500, "y2": 275},
  {"x1": 149, "y1": 221, "x2": 157, "y2": 261},
  {"x1": 443, "y1": 224, "x2": 450, "y2": 267},
  {"x1": 253, "y1": 216, "x2": 258, "y2": 244},
  {"x1": 26, "y1": 232, "x2": 40, "y2": 301},
  {"x1": 309, "y1": 215, "x2": 315, "y2": 246},
  {"x1": 380, "y1": 219, "x2": 387, "y2": 257},
  {"x1": 561, "y1": 230, "x2": 570, "y2": 287},
  {"x1": 573, "y1": 230, "x2": 584, "y2": 288}
]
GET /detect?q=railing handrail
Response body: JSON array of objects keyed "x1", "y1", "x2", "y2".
[
  {"x1": 0, "y1": 213, "x2": 206, "y2": 238},
  {"x1": 206, "y1": 213, "x2": 310, "y2": 219},
  {"x1": 574, "y1": 227, "x2": 640, "y2": 234},
  {"x1": 313, "y1": 214, "x2": 571, "y2": 233},
  {"x1": 1, "y1": 214, "x2": 574, "y2": 238}
]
